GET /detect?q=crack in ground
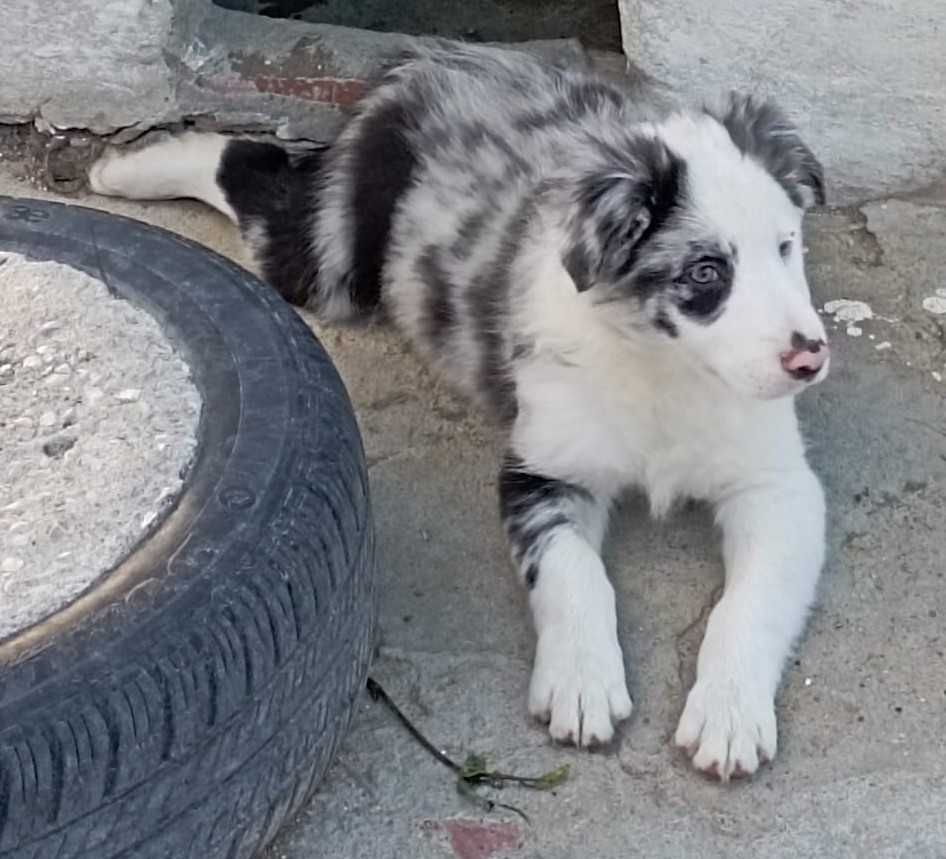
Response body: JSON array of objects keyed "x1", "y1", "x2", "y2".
[{"x1": 673, "y1": 584, "x2": 723, "y2": 694}]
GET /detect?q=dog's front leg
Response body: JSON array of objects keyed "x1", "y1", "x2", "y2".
[
  {"x1": 675, "y1": 466, "x2": 826, "y2": 779},
  {"x1": 499, "y1": 454, "x2": 632, "y2": 747}
]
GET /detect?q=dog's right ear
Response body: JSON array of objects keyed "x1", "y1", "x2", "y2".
[
  {"x1": 563, "y1": 138, "x2": 685, "y2": 292},
  {"x1": 710, "y1": 93, "x2": 825, "y2": 209}
]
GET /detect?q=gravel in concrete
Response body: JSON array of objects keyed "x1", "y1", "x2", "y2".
[{"x1": 0, "y1": 252, "x2": 200, "y2": 638}]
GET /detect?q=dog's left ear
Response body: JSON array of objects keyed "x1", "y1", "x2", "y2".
[
  {"x1": 711, "y1": 93, "x2": 825, "y2": 209},
  {"x1": 562, "y1": 137, "x2": 684, "y2": 292}
]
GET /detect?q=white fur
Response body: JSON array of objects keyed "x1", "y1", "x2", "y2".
[
  {"x1": 528, "y1": 529, "x2": 633, "y2": 746},
  {"x1": 86, "y1": 57, "x2": 829, "y2": 780},
  {"x1": 503, "y1": 118, "x2": 828, "y2": 775},
  {"x1": 88, "y1": 132, "x2": 238, "y2": 223}
]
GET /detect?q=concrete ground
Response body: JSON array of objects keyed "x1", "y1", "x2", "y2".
[{"x1": 2, "y1": 158, "x2": 944, "y2": 858}]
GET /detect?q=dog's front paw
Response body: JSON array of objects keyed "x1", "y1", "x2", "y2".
[
  {"x1": 528, "y1": 628, "x2": 632, "y2": 747},
  {"x1": 674, "y1": 678, "x2": 777, "y2": 780}
]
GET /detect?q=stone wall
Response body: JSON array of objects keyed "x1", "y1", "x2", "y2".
[
  {"x1": 0, "y1": 0, "x2": 586, "y2": 145},
  {"x1": 3, "y1": 0, "x2": 940, "y2": 203},
  {"x1": 619, "y1": 0, "x2": 946, "y2": 203}
]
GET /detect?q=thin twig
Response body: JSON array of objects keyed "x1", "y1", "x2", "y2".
[
  {"x1": 367, "y1": 677, "x2": 460, "y2": 773},
  {"x1": 367, "y1": 676, "x2": 569, "y2": 823}
]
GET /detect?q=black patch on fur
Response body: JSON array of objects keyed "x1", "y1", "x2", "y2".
[
  {"x1": 458, "y1": 121, "x2": 532, "y2": 176},
  {"x1": 468, "y1": 201, "x2": 533, "y2": 423},
  {"x1": 350, "y1": 98, "x2": 419, "y2": 311},
  {"x1": 418, "y1": 245, "x2": 455, "y2": 350},
  {"x1": 217, "y1": 140, "x2": 324, "y2": 306},
  {"x1": 563, "y1": 240, "x2": 592, "y2": 292},
  {"x1": 672, "y1": 251, "x2": 734, "y2": 323},
  {"x1": 450, "y1": 208, "x2": 491, "y2": 260},
  {"x1": 514, "y1": 80, "x2": 624, "y2": 134},
  {"x1": 631, "y1": 265, "x2": 673, "y2": 303},
  {"x1": 676, "y1": 280, "x2": 731, "y2": 321},
  {"x1": 653, "y1": 308, "x2": 679, "y2": 338},
  {"x1": 567, "y1": 138, "x2": 686, "y2": 293},
  {"x1": 498, "y1": 455, "x2": 594, "y2": 588},
  {"x1": 711, "y1": 94, "x2": 826, "y2": 208}
]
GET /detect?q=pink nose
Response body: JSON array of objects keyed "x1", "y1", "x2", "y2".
[{"x1": 781, "y1": 335, "x2": 828, "y2": 381}]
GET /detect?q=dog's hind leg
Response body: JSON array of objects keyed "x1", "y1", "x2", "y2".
[{"x1": 89, "y1": 133, "x2": 326, "y2": 308}]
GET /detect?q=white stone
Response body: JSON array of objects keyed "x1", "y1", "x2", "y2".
[
  {"x1": 0, "y1": 0, "x2": 177, "y2": 133},
  {"x1": 824, "y1": 299, "x2": 874, "y2": 323},
  {"x1": 922, "y1": 296, "x2": 946, "y2": 315},
  {"x1": 115, "y1": 387, "x2": 142, "y2": 403}
]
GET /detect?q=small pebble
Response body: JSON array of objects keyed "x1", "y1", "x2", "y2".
[
  {"x1": 804, "y1": 677, "x2": 813, "y2": 687},
  {"x1": 115, "y1": 388, "x2": 141, "y2": 403},
  {"x1": 0, "y1": 363, "x2": 13, "y2": 377},
  {"x1": 39, "y1": 320, "x2": 62, "y2": 334},
  {"x1": 1, "y1": 557, "x2": 24, "y2": 573},
  {"x1": 875, "y1": 341, "x2": 892, "y2": 351},
  {"x1": 22, "y1": 355, "x2": 42, "y2": 369},
  {"x1": 933, "y1": 371, "x2": 943, "y2": 383},
  {"x1": 38, "y1": 410, "x2": 57, "y2": 428},
  {"x1": 42, "y1": 435, "x2": 77, "y2": 459}
]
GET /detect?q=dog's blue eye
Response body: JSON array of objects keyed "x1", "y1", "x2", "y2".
[
  {"x1": 779, "y1": 240, "x2": 793, "y2": 258},
  {"x1": 687, "y1": 261, "x2": 721, "y2": 284}
]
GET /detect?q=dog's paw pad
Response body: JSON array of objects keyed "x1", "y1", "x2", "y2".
[
  {"x1": 674, "y1": 679, "x2": 776, "y2": 781},
  {"x1": 528, "y1": 631, "x2": 632, "y2": 748}
]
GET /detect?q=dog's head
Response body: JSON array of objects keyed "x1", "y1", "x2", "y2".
[{"x1": 564, "y1": 94, "x2": 828, "y2": 400}]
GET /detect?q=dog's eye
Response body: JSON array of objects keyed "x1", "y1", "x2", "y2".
[
  {"x1": 686, "y1": 260, "x2": 722, "y2": 284},
  {"x1": 779, "y1": 240, "x2": 793, "y2": 258}
]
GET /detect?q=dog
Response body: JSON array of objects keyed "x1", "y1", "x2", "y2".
[{"x1": 89, "y1": 40, "x2": 830, "y2": 781}]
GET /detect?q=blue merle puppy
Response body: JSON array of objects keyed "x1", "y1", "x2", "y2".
[{"x1": 89, "y1": 40, "x2": 830, "y2": 780}]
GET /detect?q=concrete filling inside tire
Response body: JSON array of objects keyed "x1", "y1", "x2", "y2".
[{"x1": 0, "y1": 252, "x2": 201, "y2": 639}]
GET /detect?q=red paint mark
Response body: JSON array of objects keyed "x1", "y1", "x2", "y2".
[
  {"x1": 250, "y1": 75, "x2": 367, "y2": 106},
  {"x1": 440, "y1": 820, "x2": 522, "y2": 859}
]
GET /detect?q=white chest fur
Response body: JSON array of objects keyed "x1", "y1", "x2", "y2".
[{"x1": 511, "y1": 341, "x2": 804, "y2": 513}]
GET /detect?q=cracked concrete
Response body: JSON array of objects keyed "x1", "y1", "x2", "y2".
[{"x1": 1, "y1": 154, "x2": 944, "y2": 856}]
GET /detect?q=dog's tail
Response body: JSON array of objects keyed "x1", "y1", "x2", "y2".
[{"x1": 88, "y1": 133, "x2": 325, "y2": 307}]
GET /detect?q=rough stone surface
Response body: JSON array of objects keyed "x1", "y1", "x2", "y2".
[
  {"x1": 1, "y1": 164, "x2": 944, "y2": 855},
  {"x1": 0, "y1": 0, "x2": 177, "y2": 133},
  {"x1": 0, "y1": 253, "x2": 200, "y2": 638},
  {"x1": 619, "y1": 0, "x2": 946, "y2": 204},
  {"x1": 2, "y1": 0, "x2": 941, "y2": 201},
  {"x1": 0, "y1": 0, "x2": 591, "y2": 143}
]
